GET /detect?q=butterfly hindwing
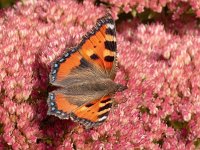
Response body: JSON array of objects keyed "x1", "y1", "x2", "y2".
[
  {"x1": 48, "y1": 93, "x2": 113, "y2": 129},
  {"x1": 70, "y1": 96, "x2": 113, "y2": 129}
]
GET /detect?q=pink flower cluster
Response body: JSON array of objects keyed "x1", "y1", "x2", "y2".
[
  {"x1": 114, "y1": 20, "x2": 200, "y2": 149},
  {"x1": 103, "y1": 0, "x2": 200, "y2": 19},
  {"x1": 1, "y1": 0, "x2": 200, "y2": 149}
]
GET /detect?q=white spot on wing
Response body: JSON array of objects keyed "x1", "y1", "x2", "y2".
[
  {"x1": 107, "y1": 23, "x2": 115, "y2": 30},
  {"x1": 98, "y1": 116, "x2": 107, "y2": 122}
]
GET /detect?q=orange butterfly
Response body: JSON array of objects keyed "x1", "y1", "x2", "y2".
[{"x1": 47, "y1": 14, "x2": 126, "y2": 129}]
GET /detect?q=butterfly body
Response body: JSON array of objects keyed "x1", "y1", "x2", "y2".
[{"x1": 47, "y1": 14, "x2": 126, "y2": 129}]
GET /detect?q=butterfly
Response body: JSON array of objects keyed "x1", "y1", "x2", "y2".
[{"x1": 47, "y1": 14, "x2": 126, "y2": 129}]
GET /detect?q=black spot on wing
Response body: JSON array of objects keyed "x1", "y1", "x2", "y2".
[
  {"x1": 98, "y1": 103, "x2": 112, "y2": 112},
  {"x1": 79, "y1": 58, "x2": 90, "y2": 68},
  {"x1": 101, "y1": 98, "x2": 111, "y2": 103},
  {"x1": 106, "y1": 28, "x2": 115, "y2": 36},
  {"x1": 85, "y1": 103, "x2": 93, "y2": 107},
  {"x1": 104, "y1": 56, "x2": 114, "y2": 62},
  {"x1": 90, "y1": 54, "x2": 99, "y2": 60},
  {"x1": 104, "y1": 41, "x2": 116, "y2": 52}
]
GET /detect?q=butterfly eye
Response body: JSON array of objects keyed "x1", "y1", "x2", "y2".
[{"x1": 93, "y1": 46, "x2": 96, "y2": 48}]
